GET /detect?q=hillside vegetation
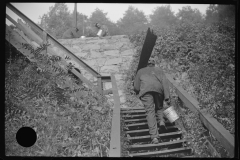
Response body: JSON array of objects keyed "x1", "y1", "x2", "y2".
[{"x1": 5, "y1": 41, "x2": 113, "y2": 156}]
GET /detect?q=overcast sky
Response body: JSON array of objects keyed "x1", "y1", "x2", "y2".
[{"x1": 6, "y1": 3, "x2": 209, "y2": 26}]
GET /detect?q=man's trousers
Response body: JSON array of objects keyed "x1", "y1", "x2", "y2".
[{"x1": 140, "y1": 91, "x2": 164, "y2": 139}]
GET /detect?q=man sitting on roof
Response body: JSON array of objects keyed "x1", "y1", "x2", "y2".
[
  {"x1": 95, "y1": 23, "x2": 110, "y2": 37},
  {"x1": 62, "y1": 27, "x2": 81, "y2": 39}
]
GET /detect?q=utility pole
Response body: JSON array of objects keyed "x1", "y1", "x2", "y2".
[
  {"x1": 73, "y1": 3, "x2": 77, "y2": 28},
  {"x1": 83, "y1": 15, "x2": 85, "y2": 36}
]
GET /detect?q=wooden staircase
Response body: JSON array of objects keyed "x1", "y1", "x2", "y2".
[
  {"x1": 5, "y1": 3, "x2": 234, "y2": 157},
  {"x1": 121, "y1": 107, "x2": 193, "y2": 157}
]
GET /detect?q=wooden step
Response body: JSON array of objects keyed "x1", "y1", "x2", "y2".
[
  {"x1": 129, "y1": 147, "x2": 191, "y2": 157},
  {"x1": 130, "y1": 139, "x2": 186, "y2": 148},
  {"x1": 126, "y1": 122, "x2": 148, "y2": 127},
  {"x1": 121, "y1": 110, "x2": 146, "y2": 113},
  {"x1": 121, "y1": 107, "x2": 144, "y2": 110},
  {"x1": 122, "y1": 114, "x2": 146, "y2": 118},
  {"x1": 124, "y1": 118, "x2": 146, "y2": 122},
  {"x1": 127, "y1": 131, "x2": 182, "y2": 140},
  {"x1": 126, "y1": 126, "x2": 177, "y2": 133},
  {"x1": 125, "y1": 120, "x2": 173, "y2": 127}
]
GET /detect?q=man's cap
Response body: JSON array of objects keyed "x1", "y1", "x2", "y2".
[
  {"x1": 95, "y1": 23, "x2": 100, "y2": 27},
  {"x1": 148, "y1": 57, "x2": 155, "y2": 64}
]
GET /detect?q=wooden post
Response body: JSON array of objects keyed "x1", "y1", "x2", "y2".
[
  {"x1": 97, "y1": 75, "x2": 103, "y2": 95},
  {"x1": 73, "y1": 3, "x2": 77, "y2": 28},
  {"x1": 42, "y1": 31, "x2": 48, "y2": 54}
]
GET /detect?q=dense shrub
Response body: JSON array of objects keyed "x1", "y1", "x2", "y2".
[
  {"x1": 5, "y1": 41, "x2": 113, "y2": 156},
  {"x1": 123, "y1": 20, "x2": 234, "y2": 157}
]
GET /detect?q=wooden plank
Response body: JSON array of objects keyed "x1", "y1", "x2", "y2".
[
  {"x1": 129, "y1": 147, "x2": 191, "y2": 157},
  {"x1": 203, "y1": 139, "x2": 221, "y2": 157},
  {"x1": 165, "y1": 73, "x2": 234, "y2": 157},
  {"x1": 6, "y1": 24, "x2": 99, "y2": 94},
  {"x1": 121, "y1": 107, "x2": 145, "y2": 110},
  {"x1": 165, "y1": 73, "x2": 199, "y2": 113},
  {"x1": 126, "y1": 129, "x2": 149, "y2": 133},
  {"x1": 42, "y1": 31, "x2": 48, "y2": 43},
  {"x1": 130, "y1": 139, "x2": 186, "y2": 148},
  {"x1": 122, "y1": 114, "x2": 146, "y2": 118},
  {"x1": 7, "y1": 14, "x2": 99, "y2": 92},
  {"x1": 124, "y1": 118, "x2": 147, "y2": 122},
  {"x1": 199, "y1": 110, "x2": 234, "y2": 157},
  {"x1": 109, "y1": 74, "x2": 121, "y2": 157},
  {"x1": 126, "y1": 122, "x2": 148, "y2": 127},
  {"x1": 7, "y1": 3, "x2": 100, "y2": 78},
  {"x1": 128, "y1": 131, "x2": 182, "y2": 140},
  {"x1": 18, "y1": 19, "x2": 43, "y2": 44},
  {"x1": 101, "y1": 75, "x2": 111, "y2": 82},
  {"x1": 121, "y1": 110, "x2": 146, "y2": 113},
  {"x1": 125, "y1": 126, "x2": 176, "y2": 133},
  {"x1": 6, "y1": 24, "x2": 37, "y2": 62},
  {"x1": 97, "y1": 76, "x2": 103, "y2": 95},
  {"x1": 103, "y1": 88, "x2": 113, "y2": 95},
  {"x1": 71, "y1": 69, "x2": 98, "y2": 92}
]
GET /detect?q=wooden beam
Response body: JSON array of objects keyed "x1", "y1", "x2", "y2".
[
  {"x1": 7, "y1": 13, "x2": 98, "y2": 91},
  {"x1": 6, "y1": 14, "x2": 20, "y2": 30},
  {"x1": 127, "y1": 131, "x2": 182, "y2": 140},
  {"x1": 18, "y1": 19, "x2": 43, "y2": 44},
  {"x1": 6, "y1": 25, "x2": 98, "y2": 93},
  {"x1": 6, "y1": 24, "x2": 36, "y2": 62},
  {"x1": 129, "y1": 147, "x2": 191, "y2": 157},
  {"x1": 165, "y1": 73, "x2": 234, "y2": 157},
  {"x1": 7, "y1": 3, "x2": 100, "y2": 78},
  {"x1": 71, "y1": 68, "x2": 98, "y2": 93},
  {"x1": 199, "y1": 109, "x2": 234, "y2": 157},
  {"x1": 103, "y1": 88, "x2": 112, "y2": 95},
  {"x1": 203, "y1": 139, "x2": 221, "y2": 157},
  {"x1": 130, "y1": 139, "x2": 186, "y2": 148},
  {"x1": 101, "y1": 75, "x2": 111, "y2": 82},
  {"x1": 109, "y1": 74, "x2": 121, "y2": 157},
  {"x1": 97, "y1": 76, "x2": 103, "y2": 96}
]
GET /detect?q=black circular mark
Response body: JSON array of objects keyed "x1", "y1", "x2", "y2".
[{"x1": 16, "y1": 127, "x2": 37, "y2": 147}]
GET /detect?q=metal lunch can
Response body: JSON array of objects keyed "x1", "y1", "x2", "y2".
[
  {"x1": 163, "y1": 106, "x2": 179, "y2": 123},
  {"x1": 97, "y1": 29, "x2": 103, "y2": 36}
]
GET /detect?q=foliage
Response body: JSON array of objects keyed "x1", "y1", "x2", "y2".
[
  {"x1": 205, "y1": 4, "x2": 235, "y2": 26},
  {"x1": 176, "y1": 6, "x2": 204, "y2": 25},
  {"x1": 123, "y1": 12, "x2": 234, "y2": 156},
  {"x1": 39, "y1": 3, "x2": 74, "y2": 39},
  {"x1": 150, "y1": 5, "x2": 177, "y2": 29},
  {"x1": 152, "y1": 21, "x2": 235, "y2": 135},
  {"x1": 5, "y1": 40, "x2": 113, "y2": 157},
  {"x1": 117, "y1": 6, "x2": 149, "y2": 35}
]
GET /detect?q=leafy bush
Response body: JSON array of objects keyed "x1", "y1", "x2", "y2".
[
  {"x1": 5, "y1": 41, "x2": 113, "y2": 157},
  {"x1": 123, "y1": 20, "x2": 234, "y2": 157}
]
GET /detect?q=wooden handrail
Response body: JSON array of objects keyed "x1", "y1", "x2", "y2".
[
  {"x1": 6, "y1": 16, "x2": 100, "y2": 92},
  {"x1": 6, "y1": 3, "x2": 100, "y2": 78},
  {"x1": 109, "y1": 74, "x2": 121, "y2": 157},
  {"x1": 6, "y1": 12, "x2": 112, "y2": 96},
  {"x1": 165, "y1": 73, "x2": 234, "y2": 157}
]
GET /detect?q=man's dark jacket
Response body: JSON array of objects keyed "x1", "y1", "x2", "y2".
[{"x1": 134, "y1": 66, "x2": 170, "y2": 100}]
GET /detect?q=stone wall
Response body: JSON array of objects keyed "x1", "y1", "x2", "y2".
[{"x1": 58, "y1": 35, "x2": 136, "y2": 105}]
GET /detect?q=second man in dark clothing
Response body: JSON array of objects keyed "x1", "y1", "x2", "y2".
[{"x1": 62, "y1": 27, "x2": 81, "y2": 39}]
